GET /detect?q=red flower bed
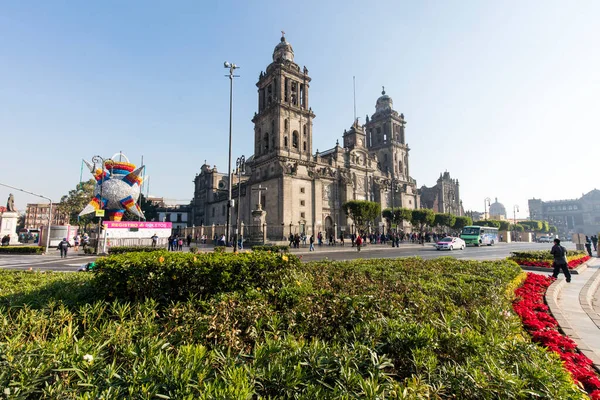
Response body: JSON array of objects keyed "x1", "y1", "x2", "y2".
[
  {"x1": 513, "y1": 273, "x2": 600, "y2": 398},
  {"x1": 517, "y1": 255, "x2": 591, "y2": 269}
]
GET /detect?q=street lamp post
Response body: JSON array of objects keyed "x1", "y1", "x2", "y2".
[
  {"x1": 224, "y1": 61, "x2": 240, "y2": 247},
  {"x1": 234, "y1": 155, "x2": 245, "y2": 252},
  {"x1": 513, "y1": 204, "x2": 519, "y2": 242},
  {"x1": 484, "y1": 197, "x2": 491, "y2": 220},
  {"x1": 0, "y1": 182, "x2": 53, "y2": 254}
]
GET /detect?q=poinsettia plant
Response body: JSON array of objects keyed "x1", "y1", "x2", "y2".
[
  {"x1": 509, "y1": 250, "x2": 590, "y2": 269},
  {"x1": 513, "y1": 273, "x2": 600, "y2": 398}
]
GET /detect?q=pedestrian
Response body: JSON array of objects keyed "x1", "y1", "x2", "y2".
[
  {"x1": 551, "y1": 238, "x2": 571, "y2": 283},
  {"x1": 219, "y1": 234, "x2": 226, "y2": 246},
  {"x1": 58, "y1": 237, "x2": 70, "y2": 258},
  {"x1": 356, "y1": 234, "x2": 363, "y2": 252},
  {"x1": 592, "y1": 235, "x2": 598, "y2": 251},
  {"x1": 585, "y1": 236, "x2": 593, "y2": 257},
  {"x1": 151, "y1": 233, "x2": 158, "y2": 248},
  {"x1": 187, "y1": 234, "x2": 192, "y2": 247},
  {"x1": 178, "y1": 237, "x2": 184, "y2": 251},
  {"x1": 73, "y1": 234, "x2": 80, "y2": 252},
  {"x1": 167, "y1": 235, "x2": 173, "y2": 251},
  {"x1": 82, "y1": 233, "x2": 90, "y2": 250},
  {"x1": 309, "y1": 234, "x2": 315, "y2": 251}
]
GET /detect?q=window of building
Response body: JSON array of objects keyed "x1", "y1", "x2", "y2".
[
  {"x1": 303, "y1": 141, "x2": 307, "y2": 151},
  {"x1": 284, "y1": 119, "x2": 288, "y2": 131},
  {"x1": 300, "y1": 187, "x2": 305, "y2": 194},
  {"x1": 264, "y1": 132, "x2": 269, "y2": 151},
  {"x1": 292, "y1": 131, "x2": 299, "y2": 148},
  {"x1": 303, "y1": 125, "x2": 307, "y2": 136},
  {"x1": 409, "y1": 200, "x2": 412, "y2": 205},
  {"x1": 300, "y1": 212, "x2": 305, "y2": 218},
  {"x1": 284, "y1": 136, "x2": 288, "y2": 148},
  {"x1": 177, "y1": 213, "x2": 182, "y2": 222},
  {"x1": 300, "y1": 200, "x2": 305, "y2": 206},
  {"x1": 165, "y1": 213, "x2": 171, "y2": 222},
  {"x1": 222, "y1": 205, "x2": 226, "y2": 216}
]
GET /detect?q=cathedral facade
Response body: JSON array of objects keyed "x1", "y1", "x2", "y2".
[{"x1": 191, "y1": 35, "x2": 420, "y2": 239}]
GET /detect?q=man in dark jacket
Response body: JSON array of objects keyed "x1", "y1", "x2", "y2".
[
  {"x1": 551, "y1": 238, "x2": 571, "y2": 282},
  {"x1": 58, "y1": 238, "x2": 71, "y2": 259}
]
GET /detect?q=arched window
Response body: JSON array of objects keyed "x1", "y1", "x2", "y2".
[
  {"x1": 292, "y1": 131, "x2": 299, "y2": 148},
  {"x1": 303, "y1": 125, "x2": 307, "y2": 136},
  {"x1": 264, "y1": 132, "x2": 269, "y2": 151},
  {"x1": 303, "y1": 141, "x2": 307, "y2": 151},
  {"x1": 284, "y1": 136, "x2": 288, "y2": 148},
  {"x1": 284, "y1": 119, "x2": 288, "y2": 131}
]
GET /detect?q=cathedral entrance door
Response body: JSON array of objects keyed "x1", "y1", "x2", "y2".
[{"x1": 324, "y1": 216, "x2": 334, "y2": 240}]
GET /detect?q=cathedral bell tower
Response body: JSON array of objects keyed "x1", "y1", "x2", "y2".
[
  {"x1": 251, "y1": 33, "x2": 316, "y2": 161},
  {"x1": 364, "y1": 87, "x2": 409, "y2": 179}
]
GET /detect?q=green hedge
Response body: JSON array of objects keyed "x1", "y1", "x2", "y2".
[
  {"x1": 107, "y1": 246, "x2": 165, "y2": 255},
  {"x1": 252, "y1": 244, "x2": 290, "y2": 252},
  {"x1": 509, "y1": 249, "x2": 587, "y2": 261},
  {"x1": 93, "y1": 250, "x2": 299, "y2": 302},
  {"x1": 0, "y1": 246, "x2": 44, "y2": 254},
  {"x1": 0, "y1": 255, "x2": 583, "y2": 398}
]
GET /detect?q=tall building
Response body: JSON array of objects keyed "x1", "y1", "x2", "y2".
[
  {"x1": 419, "y1": 171, "x2": 463, "y2": 216},
  {"x1": 24, "y1": 203, "x2": 67, "y2": 230},
  {"x1": 529, "y1": 189, "x2": 600, "y2": 238},
  {"x1": 191, "y1": 35, "x2": 427, "y2": 239}
]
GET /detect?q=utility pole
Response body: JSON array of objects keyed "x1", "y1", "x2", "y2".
[{"x1": 224, "y1": 61, "x2": 240, "y2": 246}]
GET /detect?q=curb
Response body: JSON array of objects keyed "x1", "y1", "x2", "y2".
[
  {"x1": 546, "y1": 274, "x2": 600, "y2": 374},
  {"x1": 519, "y1": 261, "x2": 588, "y2": 275},
  {"x1": 579, "y1": 267, "x2": 600, "y2": 332}
]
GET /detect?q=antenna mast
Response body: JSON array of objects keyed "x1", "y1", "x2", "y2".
[{"x1": 353, "y1": 76, "x2": 357, "y2": 122}]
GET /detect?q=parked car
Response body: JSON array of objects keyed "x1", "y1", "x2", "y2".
[
  {"x1": 435, "y1": 236, "x2": 466, "y2": 251},
  {"x1": 538, "y1": 236, "x2": 552, "y2": 243}
]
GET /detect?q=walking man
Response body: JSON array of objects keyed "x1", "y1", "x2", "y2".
[
  {"x1": 585, "y1": 236, "x2": 593, "y2": 257},
  {"x1": 309, "y1": 234, "x2": 315, "y2": 251},
  {"x1": 356, "y1": 234, "x2": 363, "y2": 252},
  {"x1": 551, "y1": 238, "x2": 571, "y2": 283},
  {"x1": 592, "y1": 235, "x2": 598, "y2": 252},
  {"x1": 151, "y1": 233, "x2": 158, "y2": 248},
  {"x1": 58, "y1": 238, "x2": 70, "y2": 259}
]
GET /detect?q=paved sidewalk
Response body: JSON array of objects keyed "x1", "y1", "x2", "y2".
[{"x1": 548, "y1": 257, "x2": 600, "y2": 371}]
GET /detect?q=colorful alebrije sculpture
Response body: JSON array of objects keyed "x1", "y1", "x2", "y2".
[{"x1": 79, "y1": 154, "x2": 145, "y2": 221}]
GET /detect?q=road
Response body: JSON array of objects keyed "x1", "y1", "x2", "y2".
[{"x1": 0, "y1": 242, "x2": 580, "y2": 272}]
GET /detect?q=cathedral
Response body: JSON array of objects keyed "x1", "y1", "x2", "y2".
[{"x1": 191, "y1": 34, "x2": 422, "y2": 239}]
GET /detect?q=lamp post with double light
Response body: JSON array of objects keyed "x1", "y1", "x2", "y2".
[
  {"x1": 234, "y1": 155, "x2": 245, "y2": 252},
  {"x1": 224, "y1": 61, "x2": 240, "y2": 247}
]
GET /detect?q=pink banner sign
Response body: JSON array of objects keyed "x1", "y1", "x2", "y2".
[{"x1": 103, "y1": 221, "x2": 172, "y2": 229}]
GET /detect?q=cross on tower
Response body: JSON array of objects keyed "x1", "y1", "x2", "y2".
[{"x1": 281, "y1": 30, "x2": 285, "y2": 38}]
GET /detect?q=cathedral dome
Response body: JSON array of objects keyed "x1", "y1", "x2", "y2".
[
  {"x1": 273, "y1": 35, "x2": 294, "y2": 62},
  {"x1": 489, "y1": 197, "x2": 507, "y2": 218},
  {"x1": 375, "y1": 87, "x2": 393, "y2": 113}
]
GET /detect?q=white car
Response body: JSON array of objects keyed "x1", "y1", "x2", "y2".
[
  {"x1": 435, "y1": 236, "x2": 466, "y2": 251},
  {"x1": 538, "y1": 236, "x2": 552, "y2": 243}
]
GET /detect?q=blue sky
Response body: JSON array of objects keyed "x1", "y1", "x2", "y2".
[{"x1": 1, "y1": 0, "x2": 599, "y2": 218}]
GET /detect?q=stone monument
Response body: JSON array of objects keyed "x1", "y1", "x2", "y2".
[{"x1": 0, "y1": 194, "x2": 19, "y2": 245}]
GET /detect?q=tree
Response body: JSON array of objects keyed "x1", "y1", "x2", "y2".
[
  {"x1": 343, "y1": 200, "x2": 381, "y2": 233},
  {"x1": 434, "y1": 213, "x2": 456, "y2": 231},
  {"x1": 540, "y1": 220, "x2": 549, "y2": 232},
  {"x1": 382, "y1": 207, "x2": 413, "y2": 229},
  {"x1": 498, "y1": 220, "x2": 511, "y2": 231},
  {"x1": 473, "y1": 220, "x2": 501, "y2": 228},
  {"x1": 512, "y1": 224, "x2": 525, "y2": 232},
  {"x1": 549, "y1": 225, "x2": 558, "y2": 234},
  {"x1": 520, "y1": 220, "x2": 543, "y2": 232},
  {"x1": 56, "y1": 179, "x2": 96, "y2": 231},
  {"x1": 453, "y1": 216, "x2": 472, "y2": 232},
  {"x1": 410, "y1": 209, "x2": 435, "y2": 233},
  {"x1": 123, "y1": 194, "x2": 158, "y2": 221}
]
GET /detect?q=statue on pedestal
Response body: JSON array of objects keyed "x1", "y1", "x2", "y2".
[{"x1": 6, "y1": 194, "x2": 16, "y2": 212}]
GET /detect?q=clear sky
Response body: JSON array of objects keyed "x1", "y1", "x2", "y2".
[{"x1": 1, "y1": 0, "x2": 598, "y2": 219}]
